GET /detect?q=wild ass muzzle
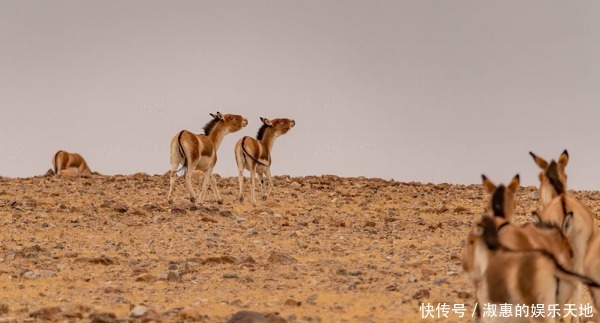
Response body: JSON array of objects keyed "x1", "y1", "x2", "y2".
[
  {"x1": 52, "y1": 150, "x2": 92, "y2": 177},
  {"x1": 234, "y1": 117, "x2": 295, "y2": 206},
  {"x1": 167, "y1": 112, "x2": 247, "y2": 204}
]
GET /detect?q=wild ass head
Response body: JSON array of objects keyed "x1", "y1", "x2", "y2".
[
  {"x1": 529, "y1": 150, "x2": 569, "y2": 207},
  {"x1": 481, "y1": 174, "x2": 520, "y2": 222}
]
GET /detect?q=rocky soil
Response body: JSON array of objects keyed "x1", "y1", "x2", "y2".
[{"x1": 1, "y1": 174, "x2": 600, "y2": 322}]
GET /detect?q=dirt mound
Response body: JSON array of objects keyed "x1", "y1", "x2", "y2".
[{"x1": 0, "y1": 175, "x2": 598, "y2": 321}]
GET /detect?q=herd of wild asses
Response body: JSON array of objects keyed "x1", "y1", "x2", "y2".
[
  {"x1": 52, "y1": 112, "x2": 295, "y2": 206},
  {"x1": 45, "y1": 116, "x2": 600, "y2": 321},
  {"x1": 463, "y1": 150, "x2": 600, "y2": 321}
]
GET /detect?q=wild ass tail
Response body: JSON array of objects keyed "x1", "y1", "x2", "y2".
[
  {"x1": 53, "y1": 151, "x2": 61, "y2": 174},
  {"x1": 554, "y1": 262, "x2": 600, "y2": 289},
  {"x1": 176, "y1": 131, "x2": 188, "y2": 176}
]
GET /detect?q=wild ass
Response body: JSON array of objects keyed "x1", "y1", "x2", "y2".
[
  {"x1": 529, "y1": 151, "x2": 595, "y2": 272},
  {"x1": 234, "y1": 117, "x2": 295, "y2": 205},
  {"x1": 481, "y1": 174, "x2": 520, "y2": 222},
  {"x1": 530, "y1": 150, "x2": 595, "y2": 314},
  {"x1": 52, "y1": 150, "x2": 92, "y2": 177},
  {"x1": 463, "y1": 215, "x2": 596, "y2": 322},
  {"x1": 584, "y1": 233, "x2": 600, "y2": 314},
  {"x1": 167, "y1": 112, "x2": 247, "y2": 204}
]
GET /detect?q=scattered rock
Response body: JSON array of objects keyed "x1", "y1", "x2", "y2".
[
  {"x1": 223, "y1": 273, "x2": 238, "y2": 279},
  {"x1": 135, "y1": 273, "x2": 158, "y2": 283},
  {"x1": 412, "y1": 289, "x2": 430, "y2": 300},
  {"x1": 179, "y1": 307, "x2": 206, "y2": 321},
  {"x1": 284, "y1": 299, "x2": 301, "y2": 307},
  {"x1": 130, "y1": 305, "x2": 148, "y2": 318},
  {"x1": 453, "y1": 206, "x2": 469, "y2": 214},
  {"x1": 89, "y1": 312, "x2": 117, "y2": 323},
  {"x1": 29, "y1": 307, "x2": 63, "y2": 321},
  {"x1": 267, "y1": 252, "x2": 297, "y2": 265},
  {"x1": 0, "y1": 304, "x2": 8, "y2": 315},
  {"x1": 227, "y1": 310, "x2": 287, "y2": 323},
  {"x1": 75, "y1": 256, "x2": 117, "y2": 265},
  {"x1": 364, "y1": 221, "x2": 376, "y2": 227},
  {"x1": 201, "y1": 216, "x2": 218, "y2": 223}
]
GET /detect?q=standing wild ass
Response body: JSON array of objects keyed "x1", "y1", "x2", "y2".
[
  {"x1": 167, "y1": 112, "x2": 247, "y2": 204},
  {"x1": 234, "y1": 117, "x2": 295, "y2": 205},
  {"x1": 530, "y1": 150, "x2": 595, "y2": 312}
]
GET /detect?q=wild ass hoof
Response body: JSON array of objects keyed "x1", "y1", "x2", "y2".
[
  {"x1": 261, "y1": 195, "x2": 267, "y2": 201},
  {"x1": 239, "y1": 196, "x2": 244, "y2": 203},
  {"x1": 217, "y1": 199, "x2": 224, "y2": 205},
  {"x1": 190, "y1": 196, "x2": 196, "y2": 203}
]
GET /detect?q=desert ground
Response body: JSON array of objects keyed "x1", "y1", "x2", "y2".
[{"x1": 1, "y1": 173, "x2": 599, "y2": 322}]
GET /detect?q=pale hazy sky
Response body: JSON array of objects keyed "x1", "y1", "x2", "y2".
[{"x1": 1, "y1": 1, "x2": 600, "y2": 189}]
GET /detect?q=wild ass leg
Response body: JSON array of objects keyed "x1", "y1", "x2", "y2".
[
  {"x1": 265, "y1": 167, "x2": 274, "y2": 200},
  {"x1": 258, "y1": 173, "x2": 266, "y2": 200},
  {"x1": 184, "y1": 169, "x2": 197, "y2": 203},
  {"x1": 167, "y1": 150, "x2": 183, "y2": 203},
  {"x1": 198, "y1": 167, "x2": 213, "y2": 204},
  {"x1": 249, "y1": 165, "x2": 258, "y2": 206},
  {"x1": 236, "y1": 151, "x2": 246, "y2": 203},
  {"x1": 210, "y1": 174, "x2": 223, "y2": 204}
]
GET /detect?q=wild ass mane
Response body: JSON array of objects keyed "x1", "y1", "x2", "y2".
[
  {"x1": 546, "y1": 161, "x2": 566, "y2": 195},
  {"x1": 256, "y1": 124, "x2": 269, "y2": 141},
  {"x1": 203, "y1": 118, "x2": 220, "y2": 136}
]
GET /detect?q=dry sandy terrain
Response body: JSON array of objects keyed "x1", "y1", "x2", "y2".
[{"x1": 1, "y1": 174, "x2": 600, "y2": 322}]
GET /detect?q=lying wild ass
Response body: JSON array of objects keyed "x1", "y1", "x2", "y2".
[{"x1": 52, "y1": 150, "x2": 92, "y2": 177}]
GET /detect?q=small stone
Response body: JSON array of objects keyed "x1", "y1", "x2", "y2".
[
  {"x1": 130, "y1": 305, "x2": 148, "y2": 317},
  {"x1": 412, "y1": 289, "x2": 430, "y2": 299},
  {"x1": 267, "y1": 251, "x2": 297, "y2": 265},
  {"x1": 364, "y1": 221, "x2": 376, "y2": 227},
  {"x1": 434, "y1": 277, "x2": 447, "y2": 285},
  {"x1": 201, "y1": 216, "x2": 218, "y2": 223},
  {"x1": 232, "y1": 216, "x2": 246, "y2": 222},
  {"x1": 167, "y1": 271, "x2": 181, "y2": 282},
  {"x1": 90, "y1": 312, "x2": 117, "y2": 323},
  {"x1": 223, "y1": 273, "x2": 238, "y2": 279},
  {"x1": 219, "y1": 210, "x2": 233, "y2": 217},
  {"x1": 436, "y1": 204, "x2": 449, "y2": 214},
  {"x1": 135, "y1": 273, "x2": 157, "y2": 283},
  {"x1": 453, "y1": 206, "x2": 469, "y2": 214},
  {"x1": 22, "y1": 271, "x2": 40, "y2": 280},
  {"x1": 284, "y1": 298, "x2": 301, "y2": 306}
]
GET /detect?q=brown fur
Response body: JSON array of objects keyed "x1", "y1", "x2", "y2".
[
  {"x1": 167, "y1": 112, "x2": 247, "y2": 204},
  {"x1": 464, "y1": 216, "x2": 589, "y2": 320},
  {"x1": 584, "y1": 232, "x2": 600, "y2": 313},
  {"x1": 52, "y1": 150, "x2": 92, "y2": 177},
  {"x1": 531, "y1": 151, "x2": 594, "y2": 310},
  {"x1": 234, "y1": 118, "x2": 295, "y2": 205}
]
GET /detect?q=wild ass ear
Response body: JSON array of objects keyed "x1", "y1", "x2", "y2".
[
  {"x1": 210, "y1": 112, "x2": 224, "y2": 120},
  {"x1": 562, "y1": 212, "x2": 573, "y2": 235},
  {"x1": 507, "y1": 174, "x2": 520, "y2": 192},
  {"x1": 529, "y1": 151, "x2": 548, "y2": 169},
  {"x1": 260, "y1": 117, "x2": 272, "y2": 126},
  {"x1": 481, "y1": 174, "x2": 496, "y2": 194},
  {"x1": 559, "y1": 150, "x2": 569, "y2": 168}
]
